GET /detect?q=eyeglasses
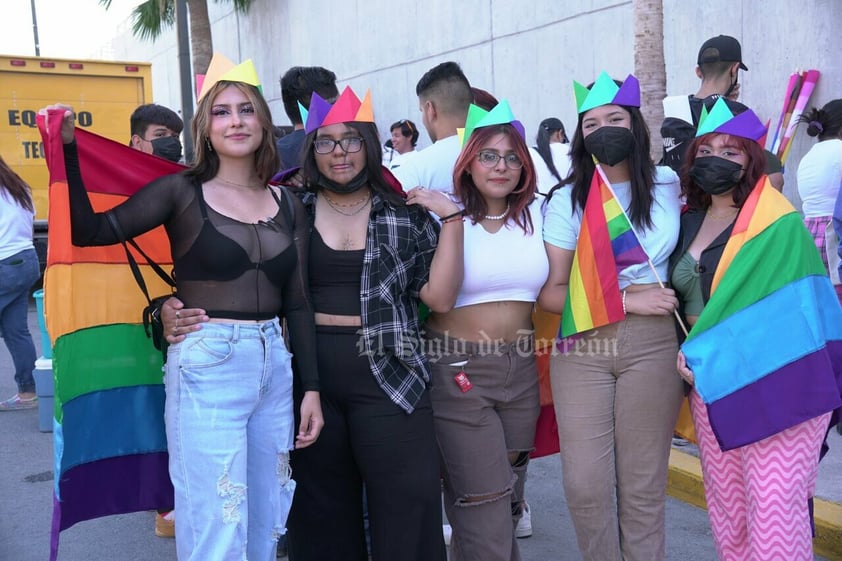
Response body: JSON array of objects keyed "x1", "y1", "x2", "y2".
[
  {"x1": 313, "y1": 137, "x2": 365, "y2": 154},
  {"x1": 477, "y1": 151, "x2": 523, "y2": 170}
]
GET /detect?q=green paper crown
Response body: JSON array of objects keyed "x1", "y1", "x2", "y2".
[{"x1": 457, "y1": 99, "x2": 524, "y2": 147}]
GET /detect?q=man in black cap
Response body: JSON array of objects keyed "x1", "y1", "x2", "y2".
[{"x1": 660, "y1": 35, "x2": 783, "y2": 189}]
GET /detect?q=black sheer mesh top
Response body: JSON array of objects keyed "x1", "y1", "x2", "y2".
[{"x1": 63, "y1": 142, "x2": 319, "y2": 391}]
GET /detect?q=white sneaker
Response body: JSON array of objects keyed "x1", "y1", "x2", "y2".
[
  {"x1": 442, "y1": 524, "x2": 452, "y2": 547},
  {"x1": 515, "y1": 502, "x2": 532, "y2": 538}
]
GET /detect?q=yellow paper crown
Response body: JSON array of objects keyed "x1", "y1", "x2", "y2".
[{"x1": 196, "y1": 53, "x2": 261, "y2": 102}]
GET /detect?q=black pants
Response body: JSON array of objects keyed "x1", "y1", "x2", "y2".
[{"x1": 287, "y1": 326, "x2": 446, "y2": 561}]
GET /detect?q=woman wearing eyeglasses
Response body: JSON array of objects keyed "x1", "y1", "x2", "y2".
[
  {"x1": 164, "y1": 87, "x2": 463, "y2": 561},
  {"x1": 421, "y1": 101, "x2": 548, "y2": 561}
]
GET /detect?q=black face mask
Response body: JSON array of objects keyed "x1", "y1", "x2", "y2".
[
  {"x1": 318, "y1": 168, "x2": 369, "y2": 194},
  {"x1": 583, "y1": 126, "x2": 635, "y2": 166},
  {"x1": 150, "y1": 136, "x2": 182, "y2": 163},
  {"x1": 689, "y1": 156, "x2": 743, "y2": 195}
]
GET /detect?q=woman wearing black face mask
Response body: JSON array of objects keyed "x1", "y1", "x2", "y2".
[
  {"x1": 540, "y1": 73, "x2": 684, "y2": 561},
  {"x1": 671, "y1": 99, "x2": 841, "y2": 561}
]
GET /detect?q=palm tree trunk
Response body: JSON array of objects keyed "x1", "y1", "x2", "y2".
[
  {"x1": 187, "y1": 0, "x2": 213, "y2": 75},
  {"x1": 633, "y1": 0, "x2": 666, "y2": 162}
]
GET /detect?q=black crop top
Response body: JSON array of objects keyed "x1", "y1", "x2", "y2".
[
  {"x1": 63, "y1": 141, "x2": 319, "y2": 391},
  {"x1": 308, "y1": 228, "x2": 363, "y2": 316}
]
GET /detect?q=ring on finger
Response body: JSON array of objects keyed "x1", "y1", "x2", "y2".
[{"x1": 172, "y1": 326, "x2": 178, "y2": 335}]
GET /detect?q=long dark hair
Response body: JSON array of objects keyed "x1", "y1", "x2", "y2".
[
  {"x1": 301, "y1": 121, "x2": 404, "y2": 206},
  {"x1": 548, "y1": 101, "x2": 656, "y2": 229},
  {"x1": 0, "y1": 154, "x2": 34, "y2": 212},
  {"x1": 681, "y1": 133, "x2": 767, "y2": 210},
  {"x1": 535, "y1": 118, "x2": 565, "y2": 183},
  {"x1": 453, "y1": 124, "x2": 536, "y2": 234},
  {"x1": 187, "y1": 81, "x2": 279, "y2": 185}
]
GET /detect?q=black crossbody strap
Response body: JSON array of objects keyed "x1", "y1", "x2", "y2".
[{"x1": 105, "y1": 212, "x2": 175, "y2": 305}]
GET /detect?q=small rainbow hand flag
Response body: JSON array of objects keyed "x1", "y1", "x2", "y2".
[{"x1": 560, "y1": 169, "x2": 649, "y2": 339}]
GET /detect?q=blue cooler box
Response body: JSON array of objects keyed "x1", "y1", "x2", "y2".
[{"x1": 33, "y1": 357, "x2": 54, "y2": 433}]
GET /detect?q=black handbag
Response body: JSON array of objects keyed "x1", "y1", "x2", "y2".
[{"x1": 106, "y1": 212, "x2": 176, "y2": 361}]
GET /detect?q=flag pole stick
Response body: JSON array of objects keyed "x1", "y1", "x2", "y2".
[
  {"x1": 593, "y1": 162, "x2": 689, "y2": 337},
  {"x1": 646, "y1": 259, "x2": 688, "y2": 336}
]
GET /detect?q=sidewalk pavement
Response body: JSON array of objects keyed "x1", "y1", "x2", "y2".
[{"x1": 1, "y1": 298, "x2": 838, "y2": 560}]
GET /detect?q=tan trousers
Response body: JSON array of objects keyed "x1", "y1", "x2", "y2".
[{"x1": 550, "y1": 314, "x2": 684, "y2": 561}]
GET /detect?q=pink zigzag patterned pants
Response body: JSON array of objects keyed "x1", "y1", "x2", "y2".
[{"x1": 689, "y1": 390, "x2": 830, "y2": 561}]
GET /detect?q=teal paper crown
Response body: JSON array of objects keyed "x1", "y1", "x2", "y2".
[
  {"x1": 573, "y1": 71, "x2": 640, "y2": 114},
  {"x1": 457, "y1": 99, "x2": 525, "y2": 147},
  {"x1": 696, "y1": 97, "x2": 767, "y2": 142}
]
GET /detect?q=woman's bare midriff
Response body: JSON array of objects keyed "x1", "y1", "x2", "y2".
[
  {"x1": 315, "y1": 312, "x2": 362, "y2": 327},
  {"x1": 622, "y1": 282, "x2": 662, "y2": 293},
  {"x1": 425, "y1": 301, "x2": 535, "y2": 342}
]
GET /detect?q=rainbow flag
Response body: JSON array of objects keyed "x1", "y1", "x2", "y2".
[
  {"x1": 682, "y1": 178, "x2": 842, "y2": 451},
  {"x1": 560, "y1": 170, "x2": 649, "y2": 338},
  {"x1": 38, "y1": 112, "x2": 183, "y2": 561}
]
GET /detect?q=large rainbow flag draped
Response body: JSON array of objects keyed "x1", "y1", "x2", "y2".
[
  {"x1": 560, "y1": 169, "x2": 649, "y2": 339},
  {"x1": 682, "y1": 178, "x2": 842, "y2": 451},
  {"x1": 38, "y1": 112, "x2": 184, "y2": 560}
]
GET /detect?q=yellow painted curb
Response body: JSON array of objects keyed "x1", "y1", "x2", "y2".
[{"x1": 667, "y1": 449, "x2": 842, "y2": 561}]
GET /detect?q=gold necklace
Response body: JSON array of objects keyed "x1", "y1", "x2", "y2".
[
  {"x1": 322, "y1": 191, "x2": 370, "y2": 208},
  {"x1": 216, "y1": 176, "x2": 264, "y2": 189},
  {"x1": 323, "y1": 193, "x2": 371, "y2": 216}
]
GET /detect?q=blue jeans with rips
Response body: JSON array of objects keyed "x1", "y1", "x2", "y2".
[
  {"x1": 165, "y1": 318, "x2": 296, "y2": 561},
  {"x1": 0, "y1": 248, "x2": 39, "y2": 394}
]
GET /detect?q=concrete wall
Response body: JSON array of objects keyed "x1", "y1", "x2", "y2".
[{"x1": 103, "y1": 0, "x2": 842, "y2": 206}]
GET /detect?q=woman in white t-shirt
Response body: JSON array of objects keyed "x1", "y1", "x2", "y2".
[
  {"x1": 0, "y1": 155, "x2": 40, "y2": 410},
  {"x1": 416, "y1": 100, "x2": 548, "y2": 561},
  {"x1": 538, "y1": 73, "x2": 684, "y2": 561},
  {"x1": 534, "y1": 117, "x2": 570, "y2": 188},
  {"x1": 797, "y1": 99, "x2": 842, "y2": 303}
]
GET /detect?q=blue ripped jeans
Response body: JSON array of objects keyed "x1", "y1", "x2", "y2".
[
  {"x1": 0, "y1": 248, "x2": 39, "y2": 394},
  {"x1": 165, "y1": 318, "x2": 296, "y2": 561}
]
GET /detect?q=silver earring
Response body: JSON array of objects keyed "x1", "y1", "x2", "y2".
[{"x1": 205, "y1": 137, "x2": 213, "y2": 151}]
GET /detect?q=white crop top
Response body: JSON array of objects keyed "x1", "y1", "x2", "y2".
[{"x1": 455, "y1": 198, "x2": 550, "y2": 309}]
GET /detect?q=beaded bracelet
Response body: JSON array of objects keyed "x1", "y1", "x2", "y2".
[
  {"x1": 439, "y1": 209, "x2": 466, "y2": 222},
  {"x1": 441, "y1": 215, "x2": 465, "y2": 224},
  {"x1": 622, "y1": 289, "x2": 628, "y2": 315}
]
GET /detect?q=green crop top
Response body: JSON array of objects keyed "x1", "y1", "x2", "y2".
[{"x1": 671, "y1": 252, "x2": 705, "y2": 317}]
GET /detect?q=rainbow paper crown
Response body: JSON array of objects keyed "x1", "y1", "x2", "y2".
[
  {"x1": 696, "y1": 97, "x2": 767, "y2": 142},
  {"x1": 457, "y1": 99, "x2": 525, "y2": 147},
  {"x1": 301, "y1": 86, "x2": 374, "y2": 134},
  {"x1": 574, "y1": 71, "x2": 640, "y2": 114},
  {"x1": 196, "y1": 53, "x2": 261, "y2": 102}
]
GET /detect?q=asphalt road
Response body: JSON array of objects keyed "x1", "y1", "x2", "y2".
[{"x1": 0, "y1": 298, "x2": 834, "y2": 560}]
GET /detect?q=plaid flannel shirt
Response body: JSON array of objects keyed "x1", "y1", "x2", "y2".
[{"x1": 301, "y1": 190, "x2": 440, "y2": 413}]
